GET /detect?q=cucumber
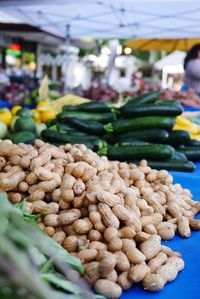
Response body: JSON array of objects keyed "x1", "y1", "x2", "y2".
[
  {"x1": 116, "y1": 129, "x2": 169, "y2": 143},
  {"x1": 8, "y1": 131, "x2": 36, "y2": 144},
  {"x1": 46, "y1": 119, "x2": 57, "y2": 127},
  {"x1": 155, "y1": 100, "x2": 182, "y2": 106},
  {"x1": 173, "y1": 151, "x2": 188, "y2": 161},
  {"x1": 126, "y1": 90, "x2": 161, "y2": 105},
  {"x1": 41, "y1": 129, "x2": 102, "y2": 150},
  {"x1": 100, "y1": 144, "x2": 175, "y2": 161},
  {"x1": 132, "y1": 160, "x2": 195, "y2": 172},
  {"x1": 56, "y1": 123, "x2": 88, "y2": 136},
  {"x1": 176, "y1": 146, "x2": 200, "y2": 161},
  {"x1": 120, "y1": 104, "x2": 183, "y2": 117},
  {"x1": 116, "y1": 140, "x2": 150, "y2": 146},
  {"x1": 58, "y1": 111, "x2": 114, "y2": 123},
  {"x1": 63, "y1": 102, "x2": 112, "y2": 112},
  {"x1": 63, "y1": 117, "x2": 105, "y2": 135},
  {"x1": 109, "y1": 116, "x2": 176, "y2": 133},
  {"x1": 189, "y1": 139, "x2": 200, "y2": 146},
  {"x1": 164, "y1": 130, "x2": 191, "y2": 146}
]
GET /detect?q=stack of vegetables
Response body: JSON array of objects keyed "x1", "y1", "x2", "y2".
[{"x1": 41, "y1": 91, "x2": 200, "y2": 172}]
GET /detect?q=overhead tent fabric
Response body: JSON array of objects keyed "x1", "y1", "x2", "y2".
[{"x1": 1, "y1": 0, "x2": 200, "y2": 39}]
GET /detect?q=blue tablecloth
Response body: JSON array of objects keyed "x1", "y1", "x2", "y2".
[{"x1": 121, "y1": 162, "x2": 200, "y2": 299}]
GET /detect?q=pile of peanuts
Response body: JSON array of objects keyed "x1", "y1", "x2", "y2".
[{"x1": 0, "y1": 139, "x2": 200, "y2": 298}]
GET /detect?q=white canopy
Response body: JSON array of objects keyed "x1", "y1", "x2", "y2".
[
  {"x1": 154, "y1": 51, "x2": 186, "y2": 70},
  {"x1": 1, "y1": 0, "x2": 200, "y2": 39}
]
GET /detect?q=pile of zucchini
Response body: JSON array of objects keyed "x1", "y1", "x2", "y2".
[{"x1": 41, "y1": 91, "x2": 200, "y2": 172}]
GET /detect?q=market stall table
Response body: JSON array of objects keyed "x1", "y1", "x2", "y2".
[{"x1": 121, "y1": 162, "x2": 200, "y2": 299}]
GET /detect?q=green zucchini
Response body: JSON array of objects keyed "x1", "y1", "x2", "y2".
[
  {"x1": 164, "y1": 130, "x2": 191, "y2": 146},
  {"x1": 58, "y1": 111, "x2": 114, "y2": 123},
  {"x1": 56, "y1": 123, "x2": 88, "y2": 136},
  {"x1": 155, "y1": 100, "x2": 182, "y2": 106},
  {"x1": 116, "y1": 129, "x2": 169, "y2": 143},
  {"x1": 100, "y1": 144, "x2": 175, "y2": 161},
  {"x1": 173, "y1": 151, "x2": 188, "y2": 161},
  {"x1": 116, "y1": 140, "x2": 150, "y2": 146},
  {"x1": 63, "y1": 117, "x2": 105, "y2": 135},
  {"x1": 45, "y1": 119, "x2": 57, "y2": 127},
  {"x1": 120, "y1": 104, "x2": 183, "y2": 117},
  {"x1": 176, "y1": 146, "x2": 200, "y2": 161},
  {"x1": 132, "y1": 160, "x2": 195, "y2": 172},
  {"x1": 63, "y1": 101, "x2": 112, "y2": 112},
  {"x1": 126, "y1": 90, "x2": 161, "y2": 105},
  {"x1": 108, "y1": 116, "x2": 176, "y2": 133},
  {"x1": 189, "y1": 139, "x2": 200, "y2": 146},
  {"x1": 41, "y1": 129, "x2": 102, "y2": 150}
]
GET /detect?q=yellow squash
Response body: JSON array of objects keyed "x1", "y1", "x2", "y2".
[{"x1": 0, "y1": 108, "x2": 12, "y2": 126}]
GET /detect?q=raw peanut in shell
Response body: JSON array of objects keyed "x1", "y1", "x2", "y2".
[
  {"x1": 18, "y1": 181, "x2": 29, "y2": 192},
  {"x1": 140, "y1": 213, "x2": 163, "y2": 227},
  {"x1": 89, "y1": 211, "x2": 106, "y2": 232},
  {"x1": 73, "y1": 179, "x2": 85, "y2": 195},
  {"x1": 58, "y1": 209, "x2": 81, "y2": 225},
  {"x1": 118, "y1": 226, "x2": 136, "y2": 239},
  {"x1": 94, "y1": 279, "x2": 122, "y2": 299},
  {"x1": 63, "y1": 236, "x2": 78, "y2": 252},
  {"x1": 143, "y1": 272, "x2": 165, "y2": 292},
  {"x1": 96, "y1": 190, "x2": 123, "y2": 206},
  {"x1": 52, "y1": 231, "x2": 66, "y2": 245},
  {"x1": 98, "y1": 203, "x2": 120, "y2": 229},
  {"x1": 125, "y1": 246, "x2": 146, "y2": 264},
  {"x1": 140, "y1": 235, "x2": 161, "y2": 260},
  {"x1": 43, "y1": 214, "x2": 59, "y2": 227},
  {"x1": 0, "y1": 171, "x2": 26, "y2": 191},
  {"x1": 112, "y1": 204, "x2": 130, "y2": 221},
  {"x1": 107, "y1": 270, "x2": 118, "y2": 282},
  {"x1": 117, "y1": 271, "x2": 133, "y2": 290},
  {"x1": 148, "y1": 252, "x2": 168, "y2": 273},
  {"x1": 84, "y1": 262, "x2": 100, "y2": 285},
  {"x1": 88, "y1": 230, "x2": 102, "y2": 242},
  {"x1": 73, "y1": 218, "x2": 93, "y2": 234},
  {"x1": 99, "y1": 255, "x2": 117, "y2": 278},
  {"x1": 189, "y1": 219, "x2": 200, "y2": 231},
  {"x1": 157, "y1": 263, "x2": 178, "y2": 283},
  {"x1": 156, "y1": 222, "x2": 176, "y2": 240},
  {"x1": 143, "y1": 224, "x2": 157, "y2": 235},
  {"x1": 34, "y1": 167, "x2": 53, "y2": 181},
  {"x1": 108, "y1": 237, "x2": 123, "y2": 252},
  {"x1": 44, "y1": 226, "x2": 55, "y2": 237},
  {"x1": 168, "y1": 256, "x2": 185, "y2": 272},
  {"x1": 177, "y1": 216, "x2": 191, "y2": 238},
  {"x1": 115, "y1": 251, "x2": 130, "y2": 272},
  {"x1": 89, "y1": 241, "x2": 107, "y2": 251},
  {"x1": 161, "y1": 245, "x2": 182, "y2": 258},
  {"x1": 104, "y1": 227, "x2": 118, "y2": 243},
  {"x1": 78, "y1": 249, "x2": 97, "y2": 263},
  {"x1": 135, "y1": 232, "x2": 151, "y2": 244},
  {"x1": 62, "y1": 189, "x2": 74, "y2": 202},
  {"x1": 128, "y1": 262, "x2": 149, "y2": 282}
]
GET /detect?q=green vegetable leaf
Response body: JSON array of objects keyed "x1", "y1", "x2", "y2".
[{"x1": 41, "y1": 273, "x2": 82, "y2": 294}]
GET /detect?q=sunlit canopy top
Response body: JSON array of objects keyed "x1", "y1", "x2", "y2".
[{"x1": 1, "y1": 0, "x2": 200, "y2": 39}]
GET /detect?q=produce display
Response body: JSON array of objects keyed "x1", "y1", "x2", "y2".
[
  {"x1": 82, "y1": 84, "x2": 118, "y2": 102},
  {"x1": 0, "y1": 139, "x2": 200, "y2": 298},
  {"x1": 161, "y1": 89, "x2": 200, "y2": 108},
  {"x1": 41, "y1": 91, "x2": 200, "y2": 172},
  {"x1": 0, "y1": 192, "x2": 99, "y2": 299}
]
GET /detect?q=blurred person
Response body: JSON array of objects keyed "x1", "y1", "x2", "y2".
[
  {"x1": 183, "y1": 44, "x2": 200, "y2": 94},
  {"x1": 0, "y1": 67, "x2": 9, "y2": 85}
]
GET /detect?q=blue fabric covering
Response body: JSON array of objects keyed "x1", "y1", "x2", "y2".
[{"x1": 121, "y1": 162, "x2": 200, "y2": 299}]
